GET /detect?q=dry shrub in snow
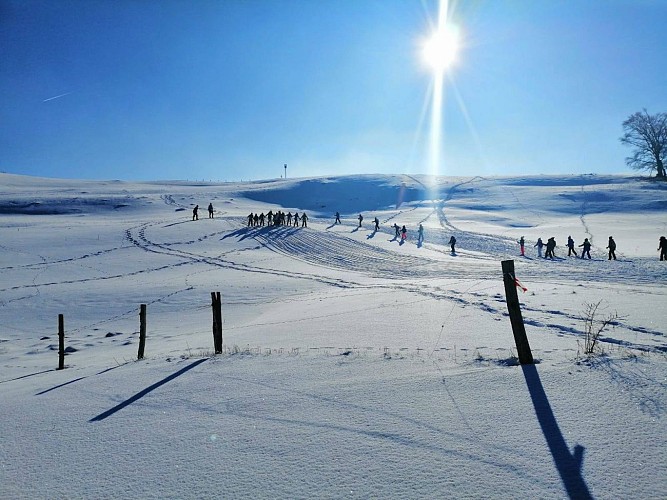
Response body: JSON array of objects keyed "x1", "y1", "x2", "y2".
[{"x1": 580, "y1": 300, "x2": 622, "y2": 356}]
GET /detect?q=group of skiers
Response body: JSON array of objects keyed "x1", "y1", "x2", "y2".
[
  {"x1": 351, "y1": 213, "x2": 458, "y2": 251},
  {"x1": 526, "y1": 235, "x2": 641, "y2": 260},
  {"x1": 198, "y1": 205, "x2": 666, "y2": 261},
  {"x1": 352, "y1": 213, "x2": 432, "y2": 246},
  {"x1": 528, "y1": 236, "x2": 601, "y2": 260},
  {"x1": 247, "y1": 210, "x2": 308, "y2": 228},
  {"x1": 192, "y1": 203, "x2": 215, "y2": 220}
]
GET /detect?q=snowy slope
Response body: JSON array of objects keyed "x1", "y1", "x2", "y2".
[{"x1": 1, "y1": 173, "x2": 665, "y2": 499}]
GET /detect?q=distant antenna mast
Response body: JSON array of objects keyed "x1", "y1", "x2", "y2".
[{"x1": 284, "y1": 163, "x2": 287, "y2": 179}]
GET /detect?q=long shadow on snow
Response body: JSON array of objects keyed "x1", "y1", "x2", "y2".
[
  {"x1": 521, "y1": 364, "x2": 593, "y2": 499},
  {"x1": 36, "y1": 363, "x2": 129, "y2": 396},
  {"x1": 0, "y1": 368, "x2": 55, "y2": 385},
  {"x1": 89, "y1": 359, "x2": 207, "y2": 422},
  {"x1": 221, "y1": 225, "x2": 300, "y2": 242}
]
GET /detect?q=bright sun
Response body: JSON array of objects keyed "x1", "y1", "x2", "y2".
[{"x1": 422, "y1": 24, "x2": 460, "y2": 72}]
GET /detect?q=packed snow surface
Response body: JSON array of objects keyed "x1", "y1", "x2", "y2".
[{"x1": 1, "y1": 173, "x2": 666, "y2": 499}]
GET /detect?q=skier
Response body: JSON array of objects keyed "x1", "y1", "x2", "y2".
[
  {"x1": 449, "y1": 235, "x2": 456, "y2": 253},
  {"x1": 301, "y1": 212, "x2": 308, "y2": 228},
  {"x1": 293, "y1": 213, "x2": 300, "y2": 227},
  {"x1": 358, "y1": 214, "x2": 363, "y2": 228},
  {"x1": 606, "y1": 236, "x2": 617, "y2": 260},
  {"x1": 417, "y1": 224, "x2": 424, "y2": 244},
  {"x1": 259, "y1": 213, "x2": 265, "y2": 226},
  {"x1": 567, "y1": 236, "x2": 578, "y2": 257},
  {"x1": 393, "y1": 223, "x2": 400, "y2": 239},
  {"x1": 401, "y1": 225, "x2": 407, "y2": 241},
  {"x1": 208, "y1": 203, "x2": 214, "y2": 219},
  {"x1": 579, "y1": 238, "x2": 592, "y2": 259},
  {"x1": 287, "y1": 212, "x2": 292, "y2": 225},
  {"x1": 267, "y1": 210, "x2": 273, "y2": 226},
  {"x1": 373, "y1": 217, "x2": 379, "y2": 231},
  {"x1": 545, "y1": 237, "x2": 556, "y2": 259},
  {"x1": 254, "y1": 213, "x2": 259, "y2": 226},
  {"x1": 534, "y1": 238, "x2": 544, "y2": 258},
  {"x1": 658, "y1": 236, "x2": 667, "y2": 261},
  {"x1": 518, "y1": 236, "x2": 525, "y2": 256},
  {"x1": 335, "y1": 212, "x2": 341, "y2": 224},
  {"x1": 192, "y1": 205, "x2": 199, "y2": 221},
  {"x1": 247, "y1": 212, "x2": 254, "y2": 227}
]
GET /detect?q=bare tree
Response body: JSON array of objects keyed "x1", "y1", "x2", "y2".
[{"x1": 620, "y1": 109, "x2": 666, "y2": 179}]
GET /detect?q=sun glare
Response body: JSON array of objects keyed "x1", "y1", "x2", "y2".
[
  {"x1": 418, "y1": 0, "x2": 462, "y2": 182},
  {"x1": 422, "y1": 24, "x2": 459, "y2": 73}
]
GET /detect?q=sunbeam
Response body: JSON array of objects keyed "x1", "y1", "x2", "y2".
[{"x1": 420, "y1": 0, "x2": 460, "y2": 195}]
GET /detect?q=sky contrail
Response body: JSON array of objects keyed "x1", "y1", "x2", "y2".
[{"x1": 42, "y1": 92, "x2": 71, "y2": 102}]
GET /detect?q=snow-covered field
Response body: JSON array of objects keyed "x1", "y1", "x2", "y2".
[{"x1": 1, "y1": 172, "x2": 665, "y2": 499}]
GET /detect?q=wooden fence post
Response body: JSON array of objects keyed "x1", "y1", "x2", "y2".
[
  {"x1": 138, "y1": 304, "x2": 147, "y2": 360},
  {"x1": 501, "y1": 260, "x2": 534, "y2": 365},
  {"x1": 58, "y1": 314, "x2": 65, "y2": 370},
  {"x1": 211, "y1": 292, "x2": 223, "y2": 354}
]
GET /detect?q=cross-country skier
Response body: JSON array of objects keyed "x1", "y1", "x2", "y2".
[
  {"x1": 658, "y1": 236, "x2": 667, "y2": 261},
  {"x1": 393, "y1": 223, "x2": 400, "y2": 238},
  {"x1": 607, "y1": 236, "x2": 617, "y2": 260},
  {"x1": 401, "y1": 225, "x2": 407, "y2": 241},
  {"x1": 545, "y1": 237, "x2": 556, "y2": 259},
  {"x1": 373, "y1": 217, "x2": 379, "y2": 231},
  {"x1": 358, "y1": 214, "x2": 363, "y2": 228},
  {"x1": 335, "y1": 212, "x2": 341, "y2": 224},
  {"x1": 567, "y1": 236, "x2": 578, "y2": 257},
  {"x1": 534, "y1": 238, "x2": 544, "y2": 258},
  {"x1": 192, "y1": 205, "x2": 199, "y2": 221},
  {"x1": 293, "y1": 213, "x2": 300, "y2": 227},
  {"x1": 417, "y1": 224, "x2": 424, "y2": 244},
  {"x1": 518, "y1": 236, "x2": 525, "y2": 256},
  {"x1": 247, "y1": 213, "x2": 254, "y2": 227},
  {"x1": 301, "y1": 213, "x2": 308, "y2": 227},
  {"x1": 287, "y1": 212, "x2": 292, "y2": 225},
  {"x1": 579, "y1": 238, "x2": 592, "y2": 259},
  {"x1": 449, "y1": 235, "x2": 456, "y2": 253},
  {"x1": 208, "y1": 203, "x2": 214, "y2": 218}
]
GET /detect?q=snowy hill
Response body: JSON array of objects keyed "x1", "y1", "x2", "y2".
[{"x1": 1, "y1": 173, "x2": 665, "y2": 499}]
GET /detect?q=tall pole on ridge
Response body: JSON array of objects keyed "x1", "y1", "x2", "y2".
[{"x1": 284, "y1": 163, "x2": 287, "y2": 179}]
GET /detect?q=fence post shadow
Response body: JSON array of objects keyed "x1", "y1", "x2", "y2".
[
  {"x1": 90, "y1": 358, "x2": 207, "y2": 422},
  {"x1": 521, "y1": 363, "x2": 593, "y2": 499}
]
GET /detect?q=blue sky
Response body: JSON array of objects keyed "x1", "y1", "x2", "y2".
[{"x1": 1, "y1": 0, "x2": 666, "y2": 181}]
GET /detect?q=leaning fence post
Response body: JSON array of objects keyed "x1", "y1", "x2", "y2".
[
  {"x1": 211, "y1": 292, "x2": 223, "y2": 354},
  {"x1": 501, "y1": 259, "x2": 534, "y2": 365},
  {"x1": 58, "y1": 314, "x2": 65, "y2": 370},
  {"x1": 138, "y1": 304, "x2": 147, "y2": 359}
]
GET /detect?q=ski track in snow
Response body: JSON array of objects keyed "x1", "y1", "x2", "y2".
[
  {"x1": 2, "y1": 211, "x2": 664, "y2": 356},
  {"x1": 2, "y1": 178, "x2": 665, "y2": 357},
  {"x1": 118, "y1": 214, "x2": 666, "y2": 354}
]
